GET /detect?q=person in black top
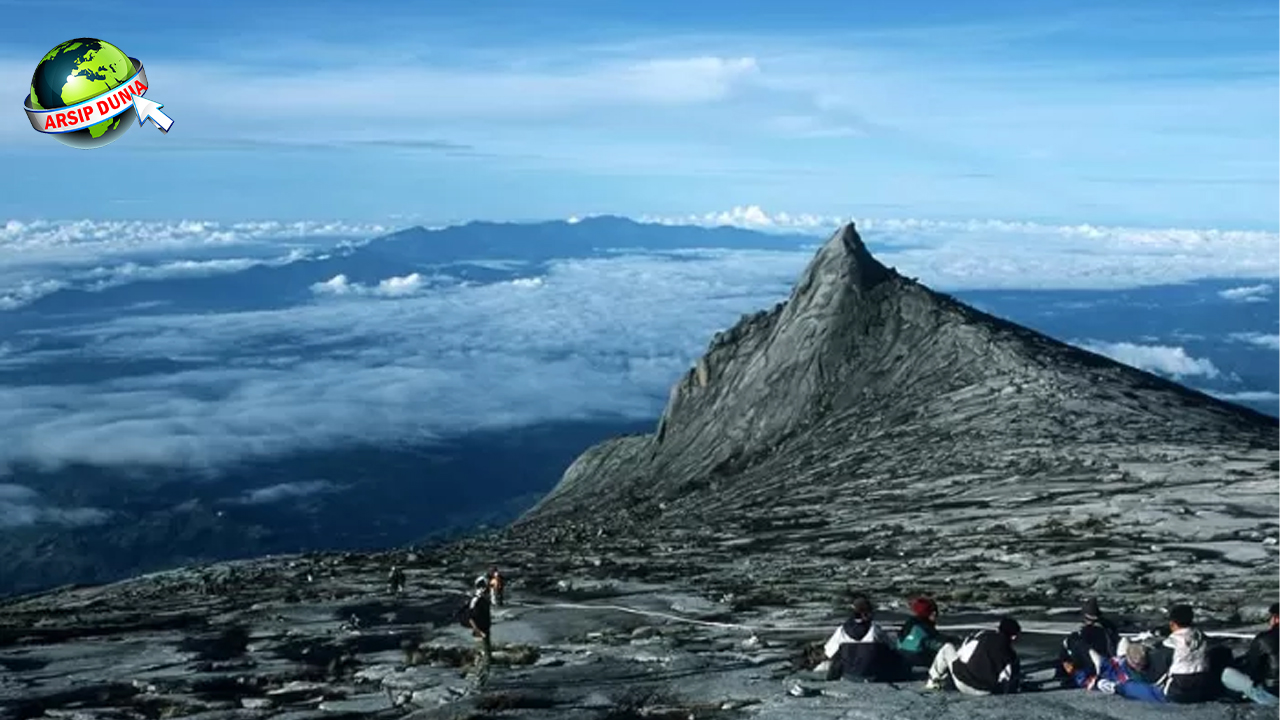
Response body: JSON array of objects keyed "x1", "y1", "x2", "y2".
[
  {"x1": 823, "y1": 596, "x2": 912, "y2": 683},
  {"x1": 927, "y1": 617, "x2": 1022, "y2": 695},
  {"x1": 1246, "y1": 603, "x2": 1279, "y2": 697},
  {"x1": 387, "y1": 565, "x2": 406, "y2": 594},
  {"x1": 466, "y1": 576, "x2": 493, "y2": 687},
  {"x1": 1057, "y1": 598, "x2": 1120, "y2": 687}
]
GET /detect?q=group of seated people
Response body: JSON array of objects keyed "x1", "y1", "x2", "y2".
[{"x1": 816, "y1": 594, "x2": 1279, "y2": 706}]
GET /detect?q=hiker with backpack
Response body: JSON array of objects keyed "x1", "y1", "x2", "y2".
[
  {"x1": 458, "y1": 576, "x2": 493, "y2": 687},
  {"x1": 387, "y1": 565, "x2": 406, "y2": 594}
]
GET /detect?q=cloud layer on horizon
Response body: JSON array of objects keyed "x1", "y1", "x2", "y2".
[
  {"x1": 0, "y1": 249, "x2": 805, "y2": 472},
  {"x1": 0, "y1": 236, "x2": 1275, "y2": 475},
  {"x1": 0, "y1": 213, "x2": 1276, "y2": 313}
]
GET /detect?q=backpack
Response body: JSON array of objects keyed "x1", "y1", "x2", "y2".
[{"x1": 455, "y1": 596, "x2": 474, "y2": 628}]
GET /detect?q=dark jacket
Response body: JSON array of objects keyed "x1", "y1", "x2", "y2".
[
  {"x1": 1247, "y1": 626, "x2": 1279, "y2": 695},
  {"x1": 467, "y1": 591, "x2": 492, "y2": 635},
  {"x1": 1057, "y1": 618, "x2": 1121, "y2": 685},
  {"x1": 825, "y1": 617, "x2": 911, "y2": 683},
  {"x1": 952, "y1": 630, "x2": 1021, "y2": 694},
  {"x1": 1080, "y1": 618, "x2": 1120, "y2": 658},
  {"x1": 897, "y1": 616, "x2": 954, "y2": 667}
]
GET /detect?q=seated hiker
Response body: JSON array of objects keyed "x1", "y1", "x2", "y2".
[
  {"x1": 1158, "y1": 604, "x2": 1214, "y2": 704},
  {"x1": 926, "y1": 617, "x2": 1022, "y2": 695},
  {"x1": 823, "y1": 595, "x2": 912, "y2": 683},
  {"x1": 1245, "y1": 603, "x2": 1279, "y2": 698},
  {"x1": 1064, "y1": 639, "x2": 1166, "y2": 702},
  {"x1": 1056, "y1": 597, "x2": 1121, "y2": 687},
  {"x1": 1215, "y1": 603, "x2": 1280, "y2": 706},
  {"x1": 897, "y1": 596, "x2": 959, "y2": 668}
]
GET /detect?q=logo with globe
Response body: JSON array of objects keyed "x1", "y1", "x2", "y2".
[{"x1": 23, "y1": 38, "x2": 173, "y2": 149}]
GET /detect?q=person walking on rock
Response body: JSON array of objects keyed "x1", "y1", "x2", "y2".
[
  {"x1": 487, "y1": 566, "x2": 506, "y2": 607},
  {"x1": 387, "y1": 565, "x2": 406, "y2": 594},
  {"x1": 897, "y1": 597, "x2": 959, "y2": 669},
  {"x1": 926, "y1": 617, "x2": 1023, "y2": 695},
  {"x1": 464, "y1": 576, "x2": 493, "y2": 687},
  {"x1": 822, "y1": 596, "x2": 912, "y2": 682}
]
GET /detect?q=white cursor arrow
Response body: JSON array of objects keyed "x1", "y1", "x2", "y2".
[{"x1": 132, "y1": 95, "x2": 173, "y2": 133}]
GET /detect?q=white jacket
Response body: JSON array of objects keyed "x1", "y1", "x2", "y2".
[
  {"x1": 823, "y1": 620, "x2": 890, "y2": 658},
  {"x1": 1162, "y1": 627, "x2": 1209, "y2": 676}
]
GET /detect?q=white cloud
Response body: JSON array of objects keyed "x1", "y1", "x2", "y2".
[
  {"x1": 0, "y1": 484, "x2": 110, "y2": 529},
  {"x1": 0, "y1": 219, "x2": 384, "y2": 270},
  {"x1": 0, "y1": 278, "x2": 67, "y2": 310},
  {"x1": 639, "y1": 210, "x2": 1280, "y2": 289},
  {"x1": 1206, "y1": 390, "x2": 1280, "y2": 403},
  {"x1": 1229, "y1": 332, "x2": 1280, "y2": 350},
  {"x1": 1077, "y1": 340, "x2": 1220, "y2": 379},
  {"x1": 0, "y1": 219, "x2": 381, "y2": 310},
  {"x1": 376, "y1": 273, "x2": 428, "y2": 296},
  {"x1": 642, "y1": 205, "x2": 846, "y2": 232},
  {"x1": 1219, "y1": 284, "x2": 1273, "y2": 303},
  {"x1": 238, "y1": 481, "x2": 339, "y2": 505},
  {"x1": 310, "y1": 272, "x2": 438, "y2": 298}
]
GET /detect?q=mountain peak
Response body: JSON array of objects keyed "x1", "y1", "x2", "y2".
[
  {"x1": 517, "y1": 224, "x2": 1277, "y2": 612},
  {"x1": 800, "y1": 221, "x2": 895, "y2": 295}
]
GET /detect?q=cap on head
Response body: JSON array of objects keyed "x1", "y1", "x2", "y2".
[
  {"x1": 474, "y1": 576, "x2": 489, "y2": 589},
  {"x1": 1082, "y1": 598, "x2": 1101, "y2": 620},
  {"x1": 1168, "y1": 604, "x2": 1194, "y2": 627},
  {"x1": 1269, "y1": 603, "x2": 1278, "y2": 618},
  {"x1": 1125, "y1": 642, "x2": 1148, "y2": 669},
  {"x1": 998, "y1": 617, "x2": 1021, "y2": 638},
  {"x1": 911, "y1": 597, "x2": 938, "y2": 619}
]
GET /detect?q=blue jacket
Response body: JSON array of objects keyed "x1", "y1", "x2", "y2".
[{"x1": 1068, "y1": 657, "x2": 1166, "y2": 703}]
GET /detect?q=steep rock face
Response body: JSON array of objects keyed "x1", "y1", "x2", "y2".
[{"x1": 516, "y1": 223, "x2": 1278, "y2": 610}]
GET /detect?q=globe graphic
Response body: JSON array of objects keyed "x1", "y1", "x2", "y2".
[{"x1": 28, "y1": 38, "x2": 134, "y2": 149}]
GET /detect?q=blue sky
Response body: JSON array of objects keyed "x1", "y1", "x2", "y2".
[{"x1": 0, "y1": 0, "x2": 1276, "y2": 228}]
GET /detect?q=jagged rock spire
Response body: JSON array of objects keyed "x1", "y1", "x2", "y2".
[{"x1": 524, "y1": 220, "x2": 1277, "y2": 532}]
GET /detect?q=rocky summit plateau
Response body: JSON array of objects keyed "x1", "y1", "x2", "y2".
[{"x1": 2, "y1": 224, "x2": 1277, "y2": 720}]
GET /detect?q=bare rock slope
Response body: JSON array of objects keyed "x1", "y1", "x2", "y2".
[{"x1": 516, "y1": 222, "x2": 1279, "y2": 613}]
